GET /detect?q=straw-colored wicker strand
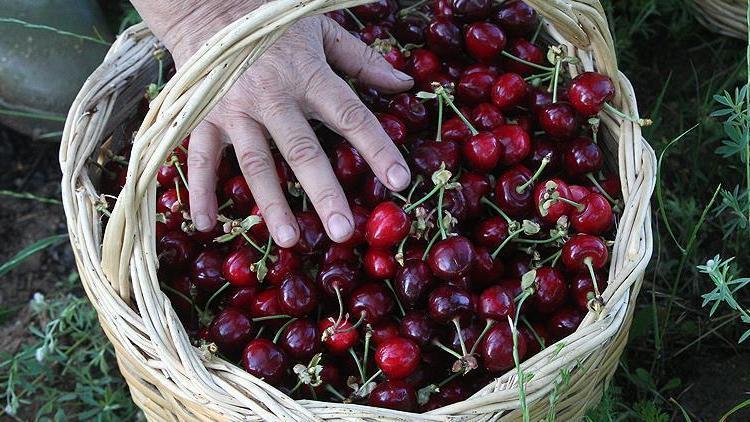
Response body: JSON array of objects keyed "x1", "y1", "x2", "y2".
[
  {"x1": 691, "y1": 0, "x2": 747, "y2": 40},
  {"x1": 60, "y1": 0, "x2": 656, "y2": 420}
]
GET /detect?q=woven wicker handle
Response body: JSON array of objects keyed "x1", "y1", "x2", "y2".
[{"x1": 100, "y1": 0, "x2": 619, "y2": 301}]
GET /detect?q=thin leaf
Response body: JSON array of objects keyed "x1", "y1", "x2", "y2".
[{"x1": 0, "y1": 234, "x2": 68, "y2": 277}]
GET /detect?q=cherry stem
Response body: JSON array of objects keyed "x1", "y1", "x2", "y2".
[
  {"x1": 338, "y1": 311, "x2": 366, "y2": 334},
  {"x1": 481, "y1": 197, "x2": 515, "y2": 225},
  {"x1": 602, "y1": 102, "x2": 652, "y2": 126},
  {"x1": 360, "y1": 369, "x2": 383, "y2": 389},
  {"x1": 515, "y1": 154, "x2": 551, "y2": 194},
  {"x1": 174, "y1": 159, "x2": 189, "y2": 190},
  {"x1": 437, "y1": 187, "x2": 448, "y2": 240},
  {"x1": 203, "y1": 282, "x2": 230, "y2": 314},
  {"x1": 549, "y1": 58, "x2": 563, "y2": 103},
  {"x1": 537, "y1": 249, "x2": 562, "y2": 267},
  {"x1": 254, "y1": 326, "x2": 265, "y2": 339},
  {"x1": 217, "y1": 199, "x2": 233, "y2": 212},
  {"x1": 432, "y1": 339, "x2": 463, "y2": 360},
  {"x1": 395, "y1": 236, "x2": 408, "y2": 266},
  {"x1": 404, "y1": 183, "x2": 443, "y2": 213},
  {"x1": 252, "y1": 314, "x2": 293, "y2": 322},
  {"x1": 558, "y1": 197, "x2": 585, "y2": 212},
  {"x1": 436, "y1": 88, "x2": 479, "y2": 135},
  {"x1": 501, "y1": 50, "x2": 555, "y2": 72},
  {"x1": 438, "y1": 371, "x2": 462, "y2": 388},
  {"x1": 531, "y1": 20, "x2": 543, "y2": 44},
  {"x1": 436, "y1": 93, "x2": 444, "y2": 142},
  {"x1": 159, "y1": 283, "x2": 199, "y2": 316},
  {"x1": 343, "y1": 9, "x2": 365, "y2": 30},
  {"x1": 398, "y1": 0, "x2": 429, "y2": 17},
  {"x1": 520, "y1": 316, "x2": 546, "y2": 350},
  {"x1": 584, "y1": 258, "x2": 603, "y2": 300},
  {"x1": 491, "y1": 229, "x2": 524, "y2": 259},
  {"x1": 384, "y1": 279, "x2": 406, "y2": 317},
  {"x1": 513, "y1": 233, "x2": 564, "y2": 245},
  {"x1": 406, "y1": 176, "x2": 424, "y2": 204},
  {"x1": 469, "y1": 319, "x2": 495, "y2": 356},
  {"x1": 272, "y1": 317, "x2": 299, "y2": 344},
  {"x1": 585, "y1": 173, "x2": 618, "y2": 204},
  {"x1": 174, "y1": 179, "x2": 184, "y2": 204},
  {"x1": 348, "y1": 348, "x2": 366, "y2": 383},
  {"x1": 302, "y1": 191, "x2": 309, "y2": 212},
  {"x1": 451, "y1": 318, "x2": 468, "y2": 357},
  {"x1": 362, "y1": 328, "x2": 372, "y2": 380},
  {"x1": 422, "y1": 230, "x2": 442, "y2": 261},
  {"x1": 326, "y1": 384, "x2": 347, "y2": 401},
  {"x1": 240, "y1": 232, "x2": 268, "y2": 256},
  {"x1": 334, "y1": 287, "x2": 344, "y2": 327}
]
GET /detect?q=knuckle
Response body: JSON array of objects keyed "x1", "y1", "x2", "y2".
[
  {"x1": 261, "y1": 100, "x2": 295, "y2": 122},
  {"x1": 237, "y1": 148, "x2": 273, "y2": 179},
  {"x1": 336, "y1": 99, "x2": 372, "y2": 133},
  {"x1": 187, "y1": 150, "x2": 214, "y2": 170},
  {"x1": 285, "y1": 135, "x2": 323, "y2": 167},
  {"x1": 311, "y1": 186, "x2": 342, "y2": 209},
  {"x1": 261, "y1": 199, "x2": 290, "y2": 221}
]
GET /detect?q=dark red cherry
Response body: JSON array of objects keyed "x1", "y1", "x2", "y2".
[
  {"x1": 427, "y1": 236, "x2": 475, "y2": 281},
  {"x1": 366, "y1": 201, "x2": 411, "y2": 248},
  {"x1": 326, "y1": 10, "x2": 356, "y2": 31},
  {"x1": 494, "y1": 0, "x2": 538, "y2": 36},
  {"x1": 278, "y1": 274, "x2": 318, "y2": 317},
  {"x1": 521, "y1": 321, "x2": 548, "y2": 356},
  {"x1": 399, "y1": 311, "x2": 436, "y2": 347},
  {"x1": 470, "y1": 246, "x2": 504, "y2": 287},
  {"x1": 427, "y1": 285, "x2": 474, "y2": 323},
  {"x1": 451, "y1": 0, "x2": 491, "y2": 22},
  {"x1": 208, "y1": 308, "x2": 253, "y2": 356},
  {"x1": 528, "y1": 87, "x2": 553, "y2": 112},
  {"x1": 471, "y1": 103, "x2": 505, "y2": 131},
  {"x1": 538, "y1": 102, "x2": 579, "y2": 139},
  {"x1": 372, "y1": 320, "x2": 400, "y2": 345},
  {"x1": 250, "y1": 288, "x2": 284, "y2": 322},
  {"x1": 571, "y1": 192, "x2": 613, "y2": 234},
  {"x1": 376, "y1": 113, "x2": 408, "y2": 145},
  {"x1": 492, "y1": 124, "x2": 531, "y2": 166},
  {"x1": 426, "y1": 17, "x2": 463, "y2": 58},
  {"x1": 294, "y1": 211, "x2": 328, "y2": 254},
  {"x1": 222, "y1": 247, "x2": 259, "y2": 287},
  {"x1": 569, "y1": 184, "x2": 591, "y2": 202},
  {"x1": 388, "y1": 93, "x2": 430, "y2": 130},
  {"x1": 158, "y1": 230, "x2": 194, "y2": 270},
  {"x1": 442, "y1": 116, "x2": 471, "y2": 142},
  {"x1": 473, "y1": 217, "x2": 509, "y2": 248},
  {"x1": 352, "y1": 0, "x2": 393, "y2": 21},
  {"x1": 445, "y1": 320, "x2": 481, "y2": 353},
  {"x1": 266, "y1": 248, "x2": 301, "y2": 285},
  {"x1": 527, "y1": 136, "x2": 561, "y2": 173},
  {"x1": 562, "y1": 137, "x2": 604, "y2": 176},
  {"x1": 491, "y1": 72, "x2": 528, "y2": 110},
  {"x1": 434, "y1": 0, "x2": 453, "y2": 17},
  {"x1": 341, "y1": 204, "x2": 370, "y2": 248},
  {"x1": 464, "y1": 22, "x2": 506, "y2": 63},
  {"x1": 494, "y1": 165, "x2": 533, "y2": 218},
  {"x1": 157, "y1": 188, "x2": 188, "y2": 230},
  {"x1": 463, "y1": 131, "x2": 502, "y2": 172},
  {"x1": 157, "y1": 162, "x2": 180, "y2": 187},
  {"x1": 323, "y1": 243, "x2": 357, "y2": 266},
  {"x1": 360, "y1": 23, "x2": 390, "y2": 45},
  {"x1": 410, "y1": 139, "x2": 460, "y2": 176},
  {"x1": 375, "y1": 336, "x2": 421, "y2": 379},
  {"x1": 459, "y1": 172, "x2": 491, "y2": 218},
  {"x1": 506, "y1": 254, "x2": 532, "y2": 278},
  {"x1": 568, "y1": 72, "x2": 615, "y2": 116},
  {"x1": 364, "y1": 248, "x2": 398, "y2": 279},
  {"x1": 332, "y1": 142, "x2": 367, "y2": 189},
  {"x1": 570, "y1": 271, "x2": 607, "y2": 311},
  {"x1": 369, "y1": 380, "x2": 417, "y2": 412},
  {"x1": 405, "y1": 49, "x2": 441, "y2": 84},
  {"x1": 443, "y1": 60, "x2": 464, "y2": 80},
  {"x1": 531, "y1": 267, "x2": 567, "y2": 314},
  {"x1": 561, "y1": 234, "x2": 609, "y2": 271},
  {"x1": 349, "y1": 282, "x2": 395, "y2": 325},
  {"x1": 279, "y1": 319, "x2": 320, "y2": 360},
  {"x1": 319, "y1": 318, "x2": 359, "y2": 354},
  {"x1": 191, "y1": 250, "x2": 226, "y2": 294},
  {"x1": 225, "y1": 286, "x2": 257, "y2": 310},
  {"x1": 532, "y1": 178, "x2": 573, "y2": 225},
  {"x1": 503, "y1": 38, "x2": 545, "y2": 75},
  {"x1": 395, "y1": 259, "x2": 435, "y2": 309},
  {"x1": 478, "y1": 286, "x2": 516, "y2": 320},
  {"x1": 359, "y1": 85, "x2": 390, "y2": 112},
  {"x1": 591, "y1": 173, "x2": 621, "y2": 199},
  {"x1": 242, "y1": 339, "x2": 288, "y2": 385},
  {"x1": 481, "y1": 324, "x2": 526, "y2": 373},
  {"x1": 442, "y1": 188, "x2": 468, "y2": 222},
  {"x1": 547, "y1": 306, "x2": 584, "y2": 341},
  {"x1": 360, "y1": 173, "x2": 389, "y2": 207},
  {"x1": 457, "y1": 71, "x2": 495, "y2": 104},
  {"x1": 223, "y1": 175, "x2": 254, "y2": 213},
  {"x1": 393, "y1": 16, "x2": 427, "y2": 44},
  {"x1": 316, "y1": 261, "x2": 361, "y2": 297},
  {"x1": 165, "y1": 274, "x2": 196, "y2": 317}
]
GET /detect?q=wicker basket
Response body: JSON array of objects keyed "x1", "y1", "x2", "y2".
[
  {"x1": 60, "y1": 0, "x2": 656, "y2": 420},
  {"x1": 691, "y1": 0, "x2": 747, "y2": 40}
]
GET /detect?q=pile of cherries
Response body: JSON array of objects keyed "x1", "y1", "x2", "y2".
[{"x1": 105, "y1": 0, "x2": 626, "y2": 413}]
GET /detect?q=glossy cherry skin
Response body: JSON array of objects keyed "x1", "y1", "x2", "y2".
[
  {"x1": 471, "y1": 246, "x2": 504, "y2": 286},
  {"x1": 360, "y1": 173, "x2": 389, "y2": 207},
  {"x1": 426, "y1": 17, "x2": 463, "y2": 58},
  {"x1": 363, "y1": 248, "x2": 397, "y2": 279},
  {"x1": 341, "y1": 204, "x2": 370, "y2": 248},
  {"x1": 369, "y1": 380, "x2": 417, "y2": 411},
  {"x1": 569, "y1": 184, "x2": 592, "y2": 202},
  {"x1": 463, "y1": 131, "x2": 502, "y2": 172},
  {"x1": 457, "y1": 71, "x2": 495, "y2": 104},
  {"x1": 492, "y1": 124, "x2": 531, "y2": 166},
  {"x1": 481, "y1": 324, "x2": 526, "y2": 373},
  {"x1": 316, "y1": 261, "x2": 361, "y2": 297},
  {"x1": 527, "y1": 136, "x2": 561, "y2": 174},
  {"x1": 464, "y1": 22, "x2": 506, "y2": 63},
  {"x1": 442, "y1": 116, "x2": 472, "y2": 142},
  {"x1": 326, "y1": 10, "x2": 355, "y2": 30},
  {"x1": 165, "y1": 274, "x2": 196, "y2": 317},
  {"x1": 568, "y1": 72, "x2": 615, "y2": 116},
  {"x1": 400, "y1": 311, "x2": 436, "y2": 347},
  {"x1": 360, "y1": 23, "x2": 390, "y2": 45},
  {"x1": 323, "y1": 243, "x2": 357, "y2": 266},
  {"x1": 332, "y1": 142, "x2": 367, "y2": 189},
  {"x1": 495, "y1": 165, "x2": 533, "y2": 218},
  {"x1": 538, "y1": 102, "x2": 579, "y2": 139},
  {"x1": 562, "y1": 137, "x2": 604, "y2": 176},
  {"x1": 427, "y1": 236, "x2": 475, "y2": 281},
  {"x1": 250, "y1": 288, "x2": 284, "y2": 322},
  {"x1": 279, "y1": 319, "x2": 320, "y2": 360},
  {"x1": 242, "y1": 339, "x2": 288, "y2": 385},
  {"x1": 473, "y1": 217, "x2": 509, "y2": 248},
  {"x1": 375, "y1": 336, "x2": 421, "y2": 379},
  {"x1": 352, "y1": 0, "x2": 393, "y2": 21},
  {"x1": 348, "y1": 282, "x2": 395, "y2": 325},
  {"x1": 266, "y1": 248, "x2": 301, "y2": 285},
  {"x1": 491, "y1": 73, "x2": 528, "y2": 110},
  {"x1": 427, "y1": 284, "x2": 474, "y2": 323},
  {"x1": 225, "y1": 286, "x2": 257, "y2": 311},
  {"x1": 478, "y1": 286, "x2": 516, "y2": 321},
  {"x1": 394, "y1": 259, "x2": 435, "y2": 309},
  {"x1": 388, "y1": 93, "x2": 430, "y2": 131},
  {"x1": 319, "y1": 318, "x2": 359, "y2": 354},
  {"x1": 444, "y1": 320, "x2": 481, "y2": 354},
  {"x1": 405, "y1": 49, "x2": 441, "y2": 84},
  {"x1": 459, "y1": 172, "x2": 491, "y2": 218},
  {"x1": 359, "y1": 85, "x2": 390, "y2": 112},
  {"x1": 157, "y1": 188, "x2": 188, "y2": 230},
  {"x1": 157, "y1": 162, "x2": 180, "y2": 187},
  {"x1": 191, "y1": 250, "x2": 227, "y2": 294},
  {"x1": 410, "y1": 139, "x2": 460, "y2": 176},
  {"x1": 533, "y1": 178, "x2": 573, "y2": 225},
  {"x1": 571, "y1": 192, "x2": 613, "y2": 234},
  {"x1": 223, "y1": 175, "x2": 254, "y2": 213},
  {"x1": 546, "y1": 306, "x2": 584, "y2": 341},
  {"x1": 366, "y1": 201, "x2": 411, "y2": 248},
  {"x1": 494, "y1": 0, "x2": 538, "y2": 36},
  {"x1": 371, "y1": 320, "x2": 400, "y2": 345},
  {"x1": 471, "y1": 103, "x2": 505, "y2": 131},
  {"x1": 528, "y1": 87, "x2": 553, "y2": 112},
  {"x1": 521, "y1": 322, "x2": 548, "y2": 356},
  {"x1": 376, "y1": 113, "x2": 408, "y2": 145},
  {"x1": 278, "y1": 274, "x2": 319, "y2": 317},
  {"x1": 294, "y1": 211, "x2": 328, "y2": 254},
  {"x1": 393, "y1": 16, "x2": 427, "y2": 44},
  {"x1": 158, "y1": 230, "x2": 194, "y2": 271},
  {"x1": 222, "y1": 247, "x2": 259, "y2": 287},
  {"x1": 561, "y1": 234, "x2": 609, "y2": 271},
  {"x1": 208, "y1": 308, "x2": 253, "y2": 356},
  {"x1": 451, "y1": 0, "x2": 491, "y2": 22},
  {"x1": 503, "y1": 38, "x2": 545, "y2": 75},
  {"x1": 531, "y1": 267, "x2": 567, "y2": 314},
  {"x1": 570, "y1": 271, "x2": 607, "y2": 310}
]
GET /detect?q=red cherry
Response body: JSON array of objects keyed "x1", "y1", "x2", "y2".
[
  {"x1": 495, "y1": 165, "x2": 533, "y2": 218},
  {"x1": 464, "y1": 22, "x2": 506, "y2": 63},
  {"x1": 191, "y1": 250, "x2": 226, "y2": 294},
  {"x1": 442, "y1": 60, "x2": 464, "y2": 80},
  {"x1": 394, "y1": 259, "x2": 435, "y2": 309},
  {"x1": 278, "y1": 274, "x2": 318, "y2": 317},
  {"x1": 225, "y1": 286, "x2": 257, "y2": 310},
  {"x1": 521, "y1": 322, "x2": 548, "y2": 355},
  {"x1": 480, "y1": 324, "x2": 526, "y2": 373},
  {"x1": 439, "y1": 115, "x2": 469, "y2": 145},
  {"x1": 562, "y1": 137, "x2": 604, "y2": 176},
  {"x1": 457, "y1": 71, "x2": 495, "y2": 104},
  {"x1": 223, "y1": 175, "x2": 254, "y2": 213},
  {"x1": 157, "y1": 162, "x2": 180, "y2": 187},
  {"x1": 538, "y1": 102, "x2": 579, "y2": 139},
  {"x1": 393, "y1": 16, "x2": 427, "y2": 44},
  {"x1": 369, "y1": 380, "x2": 417, "y2": 411},
  {"x1": 222, "y1": 247, "x2": 259, "y2": 287},
  {"x1": 491, "y1": 73, "x2": 529, "y2": 110},
  {"x1": 319, "y1": 318, "x2": 360, "y2": 354},
  {"x1": 410, "y1": 139, "x2": 460, "y2": 176},
  {"x1": 375, "y1": 337, "x2": 421, "y2": 379},
  {"x1": 570, "y1": 271, "x2": 607, "y2": 311},
  {"x1": 266, "y1": 248, "x2": 301, "y2": 285},
  {"x1": 352, "y1": 0, "x2": 393, "y2": 21},
  {"x1": 323, "y1": 243, "x2": 357, "y2": 266},
  {"x1": 326, "y1": 10, "x2": 356, "y2": 31},
  {"x1": 459, "y1": 172, "x2": 491, "y2": 218},
  {"x1": 503, "y1": 38, "x2": 545, "y2": 75},
  {"x1": 531, "y1": 267, "x2": 567, "y2": 314},
  {"x1": 532, "y1": 178, "x2": 573, "y2": 225},
  {"x1": 478, "y1": 286, "x2": 516, "y2": 320},
  {"x1": 427, "y1": 236, "x2": 475, "y2": 281},
  {"x1": 546, "y1": 306, "x2": 584, "y2": 341},
  {"x1": 405, "y1": 48, "x2": 441, "y2": 84},
  {"x1": 426, "y1": 17, "x2": 463, "y2": 58},
  {"x1": 399, "y1": 311, "x2": 436, "y2": 347},
  {"x1": 568, "y1": 72, "x2": 615, "y2": 116},
  {"x1": 364, "y1": 248, "x2": 398, "y2": 279},
  {"x1": 561, "y1": 234, "x2": 609, "y2": 271},
  {"x1": 250, "y1": 288, "x2": 284, "y2": 322},
  {"x1": 279, "y1": 319, "x2": 320, "y2": 360},
  {"x1": 341, "y1": 204, "x2": 370, "y2": 248},
  {"x1": 360, "y1": 23, "x2": 390, "y2": 45},
  {"x1": 473, "y1": 217, "x2": 509, "y2": 248},
  {"x1": 494, "y1": 0, "x2": 539, "y2": 36},
  {"x1": 451, "y1": 0, "x2": 491, "y2": 22},
  {"x1": 528, "y1": 87, "x2": 553, "y2": 112},
  {"x1": 208, "y1": 308, "x2": 253, "y2": 356},
  {"x1": 492, "y1": 124, "x2": 531, "y2": 166},
  {"x1": 569, "y1": 184, "x2": 592, "y2": 202},
  {"x1": 158, "y1": 230, "x2": 194, "y2": 270},
  {"x1": 527, "y1": 135, "x2": 561, "y2": 173},
  {"x1": 294, "y1": 211, "x2": 328, "y2": 254},
  {"x1": 427, "y1": 284, "x2": 474, "y2": 323},
  {"x1": 470, "y1": 246, "x2": 504, "y2": 287},
  {"x1": 462, "y1": 131, "x2": 502, "y2": 171},
  {"x1": 360, "y1": 173, "x2": 389, "y2": 207},
  {"x1": 359, "y1": 85, "x2": 390, "y2": 112},
  {"x1": 242, "y1": 338, "x2": 288, "y2": 385},
  {"x1": 371, "y1": 320, "x2": 400, "y2": 345},
  {"x1": 570, "y1": 192, "x2": 613, "y2": 234},
  {"x1": 316, "y1": 261, "x2": 361, "y2": 297},
  {"x1": 366, "y1": 201, "x2": 411, "y2": 248},
  {"x1": 376, "y1": 113, "x2": 408, "y2": 145},
  {"x1": 349, "y1": 282, "x2": 395, "y2": 325},
  {"x1": 471, "y1": 103, "x2": 505, "y2": 131},
  {"x1": 388, "y1": 93, "x2": 430, "y2": 130},
  {"x1": 332, "y1": 142, "x2": 367, "y2": 189}
]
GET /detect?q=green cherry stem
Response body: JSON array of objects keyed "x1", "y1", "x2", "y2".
[
  {"x1": 384, "y1": 279, "x2": 406, "y2": 317},
  {"x1": 602, "y1": 102, "x2": 653, "y2": 126},
  {"x1": 422, "y1": 230, "x2": 442, "y2": 261},
  {"x1": 436, "y1": 87, "x2": 479, "y2": 136},
  {"x1": 481, "y1": 197, "x2": 515, "y2": 225},
  {"x1": 536, "y1": 249, "x2": 562, "y2": 267},
  {"x1": 404, "y1": 183, "x2": 444, "y2": 213},
  {"x1": 468, "y1": 319, "x2": 495, "y2": 356},
  {"x1": 491, "y1": 229, "x2": 525, "y2": 259},
  {"x1": 584, "y1": 258, "x2": 603, "y2": 300},
  {"x1": 326, "y1": 385, "x2": 347, "y2": 401},
  {"x1": 348, "y1": 348, "x2": 366, "y2": 383},
  {"x1": 557, "y1": 197, "x2": 585, "y2": 212},
  {"x1": 406, "y1": 175, "x2": 424, "y2": 204},
  {"x1": 240, "y1": 232, "x2": 269, "y2": 255},
  {"x1": 272, "y1": 317, "x2": 299, "y2": 344},
  {"x1": 203, "y1": 282, "x2": 230, "y2": 314},
  {"x1": 174, "y1": 159, "x2": 190, "y2": 190},
  {"x1": 549, "y1": 57, "x2": 562, "y2": 103},
  {"x1": 437, "y1": 187, "x2": 447, "y2": 240},
  {"x1": 515, "y1": 154, "x2": 551, "y2": 194},
  {"x1": 501, "y1": 50, "x2": 555, "y2": 72},
  {"x1": 520, "y1": 316, "x2": 546, "y2": 350},
  {"x1": 431, "y1": 339, "x2": 463, "y2": 360},
  {"x1": 451, "y1": 318, "x2": 468, "y2": 357},
  {"x1": 585, "y1": 173, "x2": 618, "y2": 204},
  {"x1": 512, "y1": 233, "x2": 565, "y2": 245},
  {"x1": 436, "y1": 93, "x2": 444, "y2": 142}
]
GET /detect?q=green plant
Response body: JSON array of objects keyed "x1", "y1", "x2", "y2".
[{"x1": 698, "y1": 255, "x2": 750, "y2": 343}]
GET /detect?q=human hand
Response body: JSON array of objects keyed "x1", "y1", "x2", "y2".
[{"x1": 133, "y1": 0, "x2": 414, "y2": 248}]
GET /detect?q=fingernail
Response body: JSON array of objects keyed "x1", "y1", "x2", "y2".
[
  {"x1": 277, "y1": 224, "x2": 297, "y2": 245},
  {"x1": 392, "y1": 69, "x2": 413, "y2": 82},
  {"x1": 328, "y1": 213, "x2": 353, "y2": 241},
  {"x1": 194, "y1": 215, "x2": 211, "y2": 231},
  {"x1": 387, "y1": 164, "x2": 411, "y2": 190}
]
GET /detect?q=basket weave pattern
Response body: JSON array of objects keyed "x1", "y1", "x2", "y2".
[
  {"x1": 60, "y1": 0, "x2": 656, "y2": 420},
  {"x1": 691, "y1": 0, "x2": 747, "y2": 40}
]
